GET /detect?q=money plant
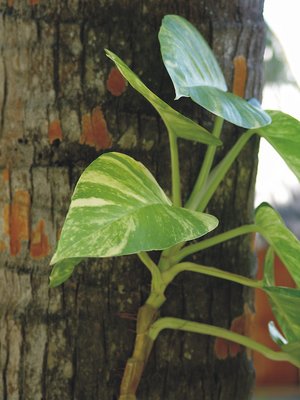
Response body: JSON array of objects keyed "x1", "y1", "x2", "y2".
[{"x1": 49, "y1": 15, "x2": 300, "y2": 400}]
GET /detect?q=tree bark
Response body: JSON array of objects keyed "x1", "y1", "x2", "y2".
[{"x1": 0, "y1": 1, "x2": 265, "y2": 399}]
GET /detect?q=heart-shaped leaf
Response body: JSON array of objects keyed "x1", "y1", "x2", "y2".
[
  {"x1": 255, "y1": 203, "x2": 300, "y2": 287},
  {"x1": 159, "y1": 14, "x2": 227, "y2": 98},
  {"x1": 159, "y1": 15, "x2": 271, "y2": 129},
  {"x1": 255, "y1": 110, "x2": 300, "y2": 180},
  {"x1": 105, "y1": 50, "x2": 221, "y2": 146},
  {"x1": 50, "y1": 152, "x2": 218, "y2": 286},
  {"x1": 262, "y1": 251, "x2": 300, "y2": 363},
  {"x1": 264, "y1": 285, "x2": 300, "y2": 342}
]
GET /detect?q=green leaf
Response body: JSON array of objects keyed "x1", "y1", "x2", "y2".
[
  {"x1": 189, "y1": 87, "x2": 271, "y2": 129},
  {"x1": 261, "y1": 246, "x2": 300, "y2": 357},
  {"x1": 159, "y1": 15, "x2": 227, "y2": 98},
  {"x1": 264, "y1": 279, "x2": 300, "y2": 366},
  {"x1": 255, "y1": 203, "x2": 300, "y2": 287},
  {"x1": 281, "y1": 342, "x2": 300, "y2": 367},
  {"x1": 159, "y1": 15, "x2": 271, "y2": 129},
  {"x1": 105, "y1": 50, "x2": 221, "y2": 146},
  {"x1": 50, "y1": 152, "x2": 218, "y2": 286},
  {"x1": 264, "y1": 286, "x2": 300, "y2": 342},
  {"x1": 50, "y1": 258, "x2": 82, "y2": 288},
  {"x1": 263, "y1": 247, "x2": 275, "y2": 287},
  {"x1": 256, "y1": 110, "x2": 300, "y2": 180}
]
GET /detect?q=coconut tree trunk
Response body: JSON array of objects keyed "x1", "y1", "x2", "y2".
[{"x1": 0, "y1": 1, "x2": 265, "y2": 399}]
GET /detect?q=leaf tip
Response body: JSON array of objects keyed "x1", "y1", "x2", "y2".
[{"x1": 255, "y1": 201, "x2": 271, "y2": 214}]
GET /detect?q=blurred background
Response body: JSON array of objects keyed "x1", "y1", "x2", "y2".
[
  {"x1": 254, "y1": 1, "x2": 300, "y2": 398},
  {"x1": 257, "y1": 0, "x2": 300, "y2": 210}
]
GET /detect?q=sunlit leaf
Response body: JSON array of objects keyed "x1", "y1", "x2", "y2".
[
  {"x1": 188, "y1": 86, "x2": 271, "y2": 129},
  {"x1": 255, "y1": 203, "x2": 300, "y2": 287},
  {"x1": 105, "y1": 50, "x2": 221, "y2": 146},
  {"x1": 50, "y1": 152, "x2": 218, "y2": 286},
  {"x1": 256, "y1": 111, "x2": 300, "y2": 180},
  {"x1": 159, "y1": 15, "x2": 271, "y2": 129},
  {"x1": 159, "y1": 14, "x2": 227, "y2": 98}
]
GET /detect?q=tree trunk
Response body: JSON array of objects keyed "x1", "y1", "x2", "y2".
[{"x1": 0, "y1": 1, "x2": 265, "y2": 399}]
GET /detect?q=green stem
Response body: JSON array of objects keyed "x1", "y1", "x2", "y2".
[
  {"x1": 119, "y1": 255, "x2": 168, "y2": 399},
  {"x1": 158, "y1": 117, "x2": 224, "y2": 267},
  {"x1": 168, "y1": 131, "x2": 181, "y2": 207},
  {"x1": 138, "y1": 252, "x2": 166, "y2": 308},
  {"x1": 163, "y1": 262, "x2": 263, "y2": 289},
  {"x1": 185, "y1": 116, "x2": 224, "y2": 210},
  {"x1": 138, "y1": 252, "x2": 160, "y2": 280},
  {"x1": 172, "y1": 224, "x2": 259, "y2": 264},
  {"x1": 148, "y1": 317, "x2": 298, "y2": 366},
  {"x1": 197, "y1": 129, "x2": 255, "y2": 212}
]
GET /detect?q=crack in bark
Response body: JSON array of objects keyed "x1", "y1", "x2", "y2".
[
  {"x1": 53, "y1": 21, "x2": 61, "y2": 105},
  {"x1": 0, "y1": 55, "x2": 7, "y2": 138},
  {"x1": 2, "y1": 316, "x2": 9, "y2": 400}
]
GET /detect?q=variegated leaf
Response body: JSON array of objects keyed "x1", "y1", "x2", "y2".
[
  {"x1": 255, "y1": 110, "x2": 300, "y2": 180},
  {"x1": 159, "y1": 15, "x2": 271, "y2": 129},
  {"x1": 105, "y1": 50, "x2": 221, "y2": 146},
  {"x1": 255, "y1": 202, "x2": 300, "y2": 287},
  {"x1": 188, "y1": 86, "x2": 271, "y2": 129},
  {"x1": 159, "y1": 14, "x2": 227, "y2": 98},
  {"x1": 264, "y1": 286, "x2": 300, "y2": 342},
  {"x1": 50, "y1": 152, "x2": 218, "y2": 286}
]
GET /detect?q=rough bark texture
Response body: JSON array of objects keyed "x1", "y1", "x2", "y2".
[{"x1": 0, "y1": 1, "x2": 265, "y2": 399}]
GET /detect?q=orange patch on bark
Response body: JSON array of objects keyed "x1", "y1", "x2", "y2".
[
  {"x1": 30, "y1": 220, "x2": 51, "y2": 259},
  {"x1": 232, "y1": 55, "x2": 248, "y2": 98},
  {"x1": 0, "y1": 241, "x2": 6, "y2": 252},
  {"x1": 80, "y1": 107, "x2": 112, "y2": 150},
  {"x1": 48, "y1": 119, "x2": 63, "y2": 144},
  {"x1": 10, "y1": 191, "x2": 30, "y2": 256},
  {"x1": 2, "y1": 169, "x2": 9, "y2": 182},
  {"x1": 106, "y1": 67, "x2": 127, "y2": 96},
  {"x1": 3, "y1": 204, "x2": 10, "y2": 236},
  {"x1": 214, "y1": 304, "x2": 254, "y2": 360}
]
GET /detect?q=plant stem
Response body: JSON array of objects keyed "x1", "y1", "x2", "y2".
[
  {"x1": 185, "y1": 116, "x2": 224, "y2": 210},
  {"x1": 138, "y1": 252, "x2": 167, "y2": 308},
  {"x1": 197, "y1": 129, "x2": 255, "y2": 212},
  {"x1": 148, "y1": 317, "x2": 298, "y2": 366},
  {"x1": 163, "y1": 262, "x2": 263, "y2": 289},
  {"x1": 172, "y1": 224, "x2": 259, "y2": 264},
  {"x1": 138, "y1": 252, "x2": 161, "y2": 282},
  {"x1": 119, "y1": 304, "x2": 158, "y2": 400},
  {"x1": 168, "y1": 131, "x2": 182, "y2": 207},
  {"x1": 158, "y1": 117, "x2": 224, "y2": 267},
  {"x1": 119, "y1": 255, "x2": 167, "y2": 399}
]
